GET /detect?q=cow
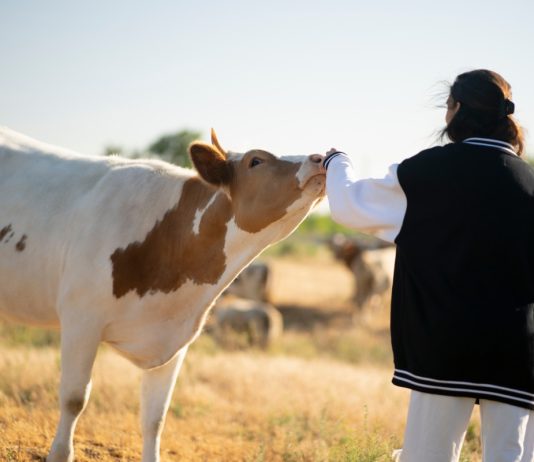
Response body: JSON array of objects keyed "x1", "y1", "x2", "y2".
[
  {"x1": 224, "y1": 261, "x2": 271, "y2": 302},
  {"x1": 329, "y1": 234, "x2": 395, "y2": 312},
  {"x1": 211, "y1": 296, "x2": 283, "y2": 348},
  {"x1": 0, "y1": 127, "x2": 325, "y2": 462}
]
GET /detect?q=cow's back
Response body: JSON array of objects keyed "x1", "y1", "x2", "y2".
[{"x1": 0, "y1": 128, "x2": 188, "y2": 325}]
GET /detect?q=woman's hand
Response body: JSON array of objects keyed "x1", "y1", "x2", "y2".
[
  {"x1": 323, "y1": 148, "x2": 345, "y2": 171},
  {"x1": 326, "y1": 148, "x2": 339, "y2": 157}
]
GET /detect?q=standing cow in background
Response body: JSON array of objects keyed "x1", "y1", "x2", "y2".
[
  {"x1": 224, "y1": 261, "x2": 271, "y2": 302},
  {"x1": 215, "y1": 262, "x2": 279, "y2": 347},
  {"x1": 329, "y1": 234, "x2": 395, "y2": 312},
  {"x1": 0, "y1": 127, "x2": 325, "y2": 462},
  {"x1": 212, "y1": 296, "x2": 283, "y2": 349}
]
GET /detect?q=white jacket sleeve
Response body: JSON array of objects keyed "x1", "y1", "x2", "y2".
[{"x1": 326, "y1": 153, "x2": 407, "y2": 243}]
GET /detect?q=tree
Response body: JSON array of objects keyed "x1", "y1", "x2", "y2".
[
  {"x1": 103, "y1": 145, "x2": 124, "y2": 157},
  {"x1": 103, "y1": 129, "x2": 202, "y2": 168},
  {"x1": 147, "y1": 129, "x2": 201, "y2": 168}
]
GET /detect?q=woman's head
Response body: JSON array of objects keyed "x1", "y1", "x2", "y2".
[{"x1": 442, "y1": 69, "x2": 524, "y2": 155}]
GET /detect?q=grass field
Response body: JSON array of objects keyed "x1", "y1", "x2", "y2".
[{"x1": 0, "y1": 256, "x2": 482, "y2": 461}]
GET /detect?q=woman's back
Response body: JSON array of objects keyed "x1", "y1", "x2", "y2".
[
  {"x1": 392, "y1": 139, "x2": 534, "y2": 405},
  {"x1": 396, "y1": 140, "x2": 534, "y2": 306}
]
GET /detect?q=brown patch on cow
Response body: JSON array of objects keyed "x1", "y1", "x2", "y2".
[
  {"x1": 148, "y1": 418, "x2": 165, "y2": 437},
  {"x1": 66, "y1": 397, "x2": 85, "y2": 416},
  {"x1": 230, "y1": 150, "x2": 302, "y2": 233},
  {"x1": 0, "y1": 224, "x2": 12, "y2": 242},
  {"x1": 15, "y1": 234, "x2": 27, "y2": 252},
  {"x1": 110, "y1": 178, "x2": 233, "y2": 298}
]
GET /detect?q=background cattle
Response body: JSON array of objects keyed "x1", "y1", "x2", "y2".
[
  {"x1": 211, "y1": 296, "x2": 283, "y2": 349},
  {"x1": 329, "y1": 234, "x2": 395, "y2": 313},
  {"x1": 224, "y1": 261, "x2": 271, "y2": 302}
]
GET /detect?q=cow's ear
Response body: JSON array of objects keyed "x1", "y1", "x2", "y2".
[{"x1": 189, "y1": 142, "x2": 232, "y2": 186}]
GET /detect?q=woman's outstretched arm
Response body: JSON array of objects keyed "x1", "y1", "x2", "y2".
[{"x1": 325, "y1": 152, "x2": 406, "y2": 243}]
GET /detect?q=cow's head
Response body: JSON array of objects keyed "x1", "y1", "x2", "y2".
[
  {"x1": 329, "y1": 234, "x2": 363, "y2": 268},
  {"x1": 189, "y1": 129, "x2": 325, "y2": 235}
]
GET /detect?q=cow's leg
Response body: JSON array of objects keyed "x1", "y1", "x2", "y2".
[
  {"x1": 140, "y1": 347, "x2": 188, "y2": 462},
  {"x1": 47, "y1": 326, "x2": 100, "y2": 462}
]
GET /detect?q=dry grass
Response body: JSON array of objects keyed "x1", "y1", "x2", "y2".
[
  {"x1": 0, "y1": 346, "x2": 407, "y2": 461},
  {"x1": 0, "y1": 256, "x2": 482, "y2": 461},
  {"x1": 264, "y1": 256, "x2": 354, "y2": 309}
]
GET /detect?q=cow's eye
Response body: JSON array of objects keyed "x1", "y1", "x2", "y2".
[{"x1": 249, "y1": 157, "x2": 264, "y2": 168}]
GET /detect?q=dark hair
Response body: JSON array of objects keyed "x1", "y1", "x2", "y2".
[{"x1": 442, "y1": 69, "x2": 525, "y2": 155}]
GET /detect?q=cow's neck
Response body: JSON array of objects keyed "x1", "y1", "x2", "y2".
[{"x1": 220, "y1": 202, "x2": 307, "y2": 288}]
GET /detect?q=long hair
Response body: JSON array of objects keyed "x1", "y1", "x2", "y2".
[{"x1": 442, "y1": 69, "x2": 525, "y2": 155}]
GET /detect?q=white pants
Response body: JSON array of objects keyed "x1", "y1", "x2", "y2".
[{"x1": 396, "y1": 391, "x2": 534, "y2": 462}]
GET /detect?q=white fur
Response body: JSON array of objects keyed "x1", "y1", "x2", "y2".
[{"x1": 192, "y1": 193, "x2": 217, "y2": 235}]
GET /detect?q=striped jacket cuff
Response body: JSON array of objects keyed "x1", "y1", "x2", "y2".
[{"x1": 323, "y1": 151, "x2": 347, "y2": 170}]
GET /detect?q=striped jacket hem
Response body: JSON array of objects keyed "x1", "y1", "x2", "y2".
[{"x1": 393, "y1": 369, "x2": 534, "y2": 410}]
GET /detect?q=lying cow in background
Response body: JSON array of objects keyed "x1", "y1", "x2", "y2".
[
  {"x1": 224, "y1": 261, "x2": 271, "y2": 302},
  {"x1": 211, "y1": 296, "x2": 283, "y2": 349},
  {"x1": 0, "y1": 127, "x2": 325, "y2": 462},
  {"x1": 329, "y1": 234, "x2": 395, "y2": 312}
]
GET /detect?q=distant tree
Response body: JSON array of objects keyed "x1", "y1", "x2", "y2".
[
  {"x1": 103, "y1": 145, "x2": 124, "y2": 157},
  {"x1": 102, "y1": 129, "x2": 202, "y2": 167},
  {"x1": 147, "y1": 129, "x2": 201, "y2": 167}
]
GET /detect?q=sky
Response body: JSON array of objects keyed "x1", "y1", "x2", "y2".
[{"x1": 1, "y1": 0, "x2": 533, "y2": 181}]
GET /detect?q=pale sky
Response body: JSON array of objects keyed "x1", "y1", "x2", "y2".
[{"x1": 1, "y1": 0, "x2": 533, "y2": 180}]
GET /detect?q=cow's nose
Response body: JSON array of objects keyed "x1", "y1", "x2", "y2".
[{"x1": 308, "y1": 154, "x2": 324, "y2": 164}]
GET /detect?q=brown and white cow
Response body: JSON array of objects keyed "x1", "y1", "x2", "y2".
[
  {"x1": 0, "y1": 127, "x2": 325, "y2": 462},
  {"x1": 224, "y1": 261, "x2": 271, "y2": 302},
  {"x1": 212, "y1": 296, "x2": 283, "y2": 349},
  {"x1": 329, "y1": 234, "x2": 395, "y2": 312}
]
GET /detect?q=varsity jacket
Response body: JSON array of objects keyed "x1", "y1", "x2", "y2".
[{"x1": 325, "y1": 138, "x2": 534, "y2": 410}]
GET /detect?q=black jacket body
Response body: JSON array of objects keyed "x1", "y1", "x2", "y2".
[{"x1": 392, "y1": 141, "x2": 534, "y2": 410}]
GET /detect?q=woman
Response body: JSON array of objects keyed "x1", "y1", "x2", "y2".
[{"x1": 324, "y1": 69, "x2": 534, "y2": 462}]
